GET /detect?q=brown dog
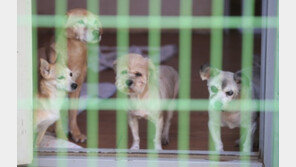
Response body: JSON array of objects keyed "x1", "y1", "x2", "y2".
[
  {"x1": 38, "y1": 8, "x2": 102, "y2": 142},
  {"x1": 36, "y1": 56, "x2": 77, "y2": 146}
]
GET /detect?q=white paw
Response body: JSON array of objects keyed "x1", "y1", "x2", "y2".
[
  {"x1": 155, "y1": 144, "x2": 163, "y2": 150},
  {"x1": 130, "y1": 144, "x2": 140, "y2": 150},
  {"x1": 216, "y1": 145, "x2": 224, "y2": 152}
]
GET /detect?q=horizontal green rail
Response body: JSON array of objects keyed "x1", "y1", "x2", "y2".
[
  {"x1": 21, "y1": 98, "x2": 278, "y2": 112},
  {"x1": 19, "y1": 15, "x2": 278, "y2": 29}
]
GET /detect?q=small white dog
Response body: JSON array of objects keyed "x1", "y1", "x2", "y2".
[
  {"x1": 36, "y1": 57, "x2": 77, "y2": 146},
  {"x1": 114, "y1": 54, "x2": 179, "y2": 150},
  {"x1": 199, "y1": 63, "x2": 258, "y2": 152}
]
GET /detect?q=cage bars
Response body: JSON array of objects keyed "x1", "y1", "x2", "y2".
[
  {"x1": 208, "y1": 0, "x2": 224, "y2": 165},
  {"x1": 26, "y1": 0, "x2": 280, "y2": 166},
  {"x1": 116, "y1": 0, "x2": 129, "y2": 166},
  {"x1": 177, "y1": 0, "x2": 193, "y2": 166}
]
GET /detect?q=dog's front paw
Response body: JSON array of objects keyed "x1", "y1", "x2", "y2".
[
  {"x1": 71, "y1": 132, "x2": 87, "y2": 143},
  {"x1": 215, "y1": 145, "x2": 224, "y2": 152},
  {"x1": 155, "y1": 144, "x2": 163, "y2": 150},
  {"x1": 130, "y1": 144, "x2": 140, "y2": 150}
]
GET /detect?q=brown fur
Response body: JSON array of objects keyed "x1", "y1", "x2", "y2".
[
  {"x1": 37, "y1": 8, "x2": 102, "y2": 143},
  {"x1": 36, "y1": 58, "x2": 77, "y2": 146}
]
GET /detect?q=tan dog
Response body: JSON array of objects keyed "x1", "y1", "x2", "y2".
[
  {"x1": 114, "y1": 54, "x2": 179, "y2": 150},
  {"x1": 38, "y1": 8, "x2": 102, "y2": 142},
  {"x1": 36, "y1": 57, "x2": 77, "y2": 146}
]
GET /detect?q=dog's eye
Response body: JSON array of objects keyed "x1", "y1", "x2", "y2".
[
  {"x1": 226, "y1": 91, "x2": 234, "y2": 96},
  {"x1": 121, "y1": 70, "x2": 127, "y2": 75},
  {"x1": 211, "y1": 86, "x2": 218, "y2": 93},
  {"x1": 135, "y1": 72, "x2": 142, "y2": 77},
  {"x1": 58, "y1": 76, "x2": 65, "y2": 80},
  {"x1": 70, "y1": 72, "x2": 73, "y2": 77}
]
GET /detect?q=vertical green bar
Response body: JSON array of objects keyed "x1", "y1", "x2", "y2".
[
  {"x1": 178, "y1": 0, "x2": 192, "y2": 166},
  {"x1": 55, "y1": 0, "x2": 68, "y2": 167},
  {"x1": 30, "y1": 0, "x2": 37, "y2": 166},
  {"x1": 240, "y1": 0, "x2": 254, "y2": 166},
  {"x1": 86, "y1": 0, "x2": 100, "y2": 167},
  {"x1": 272, "y1": 3, "x2": 279, "y2": 166},
  {"x1": 210, "y1": 0, "x2": 224, "y2": 70},
  {"x1": 116, "y1": 0, "x2": 129, "y2": 166},
  {"x1": 147, "y1": 0, "x2": 161, "y2": 166},
  {"x1": 209, "y1": 0, "x2": 223, "y2": 165}
]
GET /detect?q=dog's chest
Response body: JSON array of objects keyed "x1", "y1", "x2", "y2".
[
  {"x1": 221, "y1": 112, "x2": 241, "y2": 129},
  {"x1": 130, "y1": 110, "x2": 149, "y2": 119}
]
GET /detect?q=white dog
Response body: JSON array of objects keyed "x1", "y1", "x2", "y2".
[
  {"x1": 114, "y1": 54, "x2": 179, "y2": 150},
  {"x1": 200, "y1": 63, "x2": 258, "y2": 152}
]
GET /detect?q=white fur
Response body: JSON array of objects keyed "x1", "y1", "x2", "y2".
[{"x1": 114, "y1": 54, "x2": 179, "y2": 150}]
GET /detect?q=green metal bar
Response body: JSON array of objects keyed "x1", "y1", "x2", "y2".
[
  {"x1": 54, "y1": 0, "x2": 68, "y2": 167},
  {"x1": 147, "y1": 0, "x2": 161, "y2": 166},
  {"x1": 178, "y1": 0, "x2": 192, "y2": 167},
  {"x1": 209, "y1": 0, "x2": 224, "y2": 165},
  {"x1": 240, "y1": 0, "x2": 255, "y2": 166},
  {"x1": 27, "y1": 15, "x2": 278, "y2": 29},
  {"x1": 86, "y1": 1, "x2": 100, "y2": 167},
  {"x1": 30, "y1": 0, "x2": 38, "y2": 166},
  {"x1": 210, "y1": 0, "x2": 224, "y2": 69},
  {"x1": 20, "y1": 98, "x2": 279, "y2": 112},
  {"x1": 116, "y1": 0, "x2": 129, "y2": 166}
]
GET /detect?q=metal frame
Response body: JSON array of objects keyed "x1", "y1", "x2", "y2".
[
  {"x1": 259, "y1": 0, "x2": 278, "y2": 167},
  {"x1": 17, "y1": 0, "x2": 278, "y2": 166},
  {"x1": 33, "y1": 155, "x2": 263, "y2": 167}
]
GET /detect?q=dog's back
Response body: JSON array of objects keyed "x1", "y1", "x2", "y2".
[{"x1": 159, "y1": 65, "x2": 179, "y2": 99}]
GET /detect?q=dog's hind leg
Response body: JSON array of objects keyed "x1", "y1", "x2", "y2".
[
  {"x1": 36, "y1": 121, "x2": 52, "y2": 146},
  {"x1": 36, "y1": 126, "x2": 47, "y2": 146},
  {"x1": 161, "y1": 111, "x2": 173, "y2": 146}
]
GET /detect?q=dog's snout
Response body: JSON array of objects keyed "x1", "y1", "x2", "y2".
[
  {"x1": 71, "y1": 83, "x2": 78, "y2": 90},
  {"x1": 126, "y1": 80, "x2": 133, "y2": 87},
  {"x1": 213, "y1": 101, "x2": 223, "y2": 111}
]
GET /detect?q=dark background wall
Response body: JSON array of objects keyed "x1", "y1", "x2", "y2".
[{"x1": 37, "y1": 0, "x2": 262, "y2": 16}]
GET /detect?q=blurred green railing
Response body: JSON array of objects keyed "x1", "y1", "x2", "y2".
[{"x1": 25, "y1": 0, "x2": 279, "y2": 166}]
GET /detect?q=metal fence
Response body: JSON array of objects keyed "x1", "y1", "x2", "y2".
[{"x1": 21, "y1": 0, "x2": 279, "y2": 166}]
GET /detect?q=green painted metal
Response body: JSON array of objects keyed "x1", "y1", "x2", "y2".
[
  {"x1": 178, "y1": 1, "x2": 192, "y2": 167},
  {"x1": 27, "y1": 0, "x2": 279, "y2": 166},
  {"x1": 209, "y1": 0, "x2": 224, "y2": 166},
  {"x1": 116, "y1": 0, "x2": 129, "y2": 167},
  {"x1": 86, "y1": 1, "x2": 100, "y2": 167}
]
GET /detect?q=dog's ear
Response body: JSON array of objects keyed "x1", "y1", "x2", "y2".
[
  {"x1": 233, "y1": 70, "x2": 250, "y2": 87},
  {"x1": 199, "y1": 63, "x2": 220, "y2": 81},
  {"x1": 112, "y1": 60, "x2": 117, "y2": 71},
  {"x1": 147, "y1": 58, "x2": 156, "y2": 77},
  {"x1": 199, "y1": 63, "x2": 210, "y2": 80},
  {"x1": 48, "y1": 43, "x2": 57, "y2": 64},
  {"x1": 40, "y1": 58, "x2": 52, "y2": 79}
]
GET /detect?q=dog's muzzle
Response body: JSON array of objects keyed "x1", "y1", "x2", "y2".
[
  {"x1": 71, "y1": 83, "x2": 78, "y2": 90},
  {"x1": 126, "y1": 79, "x2": 133, "y2": 87},
  {"x1": 211, "y1": 101, "x2": 223, "y2": 111}
]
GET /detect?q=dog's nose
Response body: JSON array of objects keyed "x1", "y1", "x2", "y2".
[
  {"x1": 213, "y1": 101, "x2": 223, "y2": 111},
  {"x1": 71, "y1": 83, "x2": 78, "y2": 90},
  {"x1": 126, "y1": 80, "x2": 133, "y2": 87}
]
